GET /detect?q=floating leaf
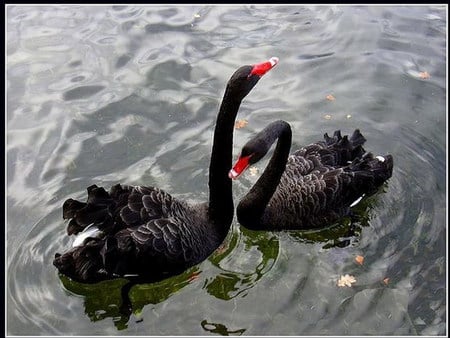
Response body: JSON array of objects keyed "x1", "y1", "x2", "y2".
[
  {"x1": 188, "y1": 271, "x2": 201, "y2": 282},
  {"x1": 234, "y1": 119, "x2": 248, "y2": 129},
  {"x1": 383, "y1": 277, "x2": 390, "y2": 285},
  {"x1": 215, "y1": 242, "x2": 229, "y2": 255},
  {"x1": 346, "y1": 114, "x2": 352, "y2": 119},
  {"x1": 418, "y1": 71, "x2": 430, "y2": 79},
  {"x1": 355, "y1": 255, "x2": 364, "y2": 265},
  {"x1": 337, "y1": 274, "x2": 356, "y2": 287},
  {"x1": 324, "y1": 114, "x2": 332, "y2": 120},
  {"x1": 249, "y1": 166, "x2": 259, "y2": 176},
  {"x1": 326, "y1": 94, "x2": 336, "y2": 101}
]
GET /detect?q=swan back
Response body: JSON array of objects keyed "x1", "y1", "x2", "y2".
[{"x1": 235, "y1": 127, "x2": 394, "y2": 230}]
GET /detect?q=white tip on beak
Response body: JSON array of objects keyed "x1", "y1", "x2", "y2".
[
  {"x1": 228, "y1": 169, "x2": 239, "y2": 179},
  {"x1": 269, "y1": 57, "x2": 279, "y2": 66}
]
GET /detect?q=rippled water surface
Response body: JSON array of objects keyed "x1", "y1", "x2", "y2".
[{"x1": 6, "y1": 5, "x2": 447, "y2": 336}]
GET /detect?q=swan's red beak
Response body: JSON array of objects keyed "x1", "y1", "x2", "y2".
[
  {"x1": 229, "y1": 154, "x2": 252, "y2": 179},
  {"x1": 250, "y1": 57, "x2": 279, "y2": 77}
]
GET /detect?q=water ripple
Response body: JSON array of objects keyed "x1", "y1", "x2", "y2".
[{"x1": 7, "y1": 4, "x2": 446, "y2": 336}]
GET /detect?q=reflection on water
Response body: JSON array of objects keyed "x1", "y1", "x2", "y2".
[
  {"x1": 205, "y1": 228, "x2": 279, "y2": 300},
  {"x1": 288, "y1": 185, "x2": 389, "y2": 249},
  {"x1": 201, "y1": 319, "x2": 246, "y2": 336},
  {"x1": 59, "y1": 268, "x2": 198, "y2": 330},
  {"x1": 7, "y1": 4, "x2": 446, "y2": 336},
  {"x1": 60, "y1": 277, "x2": 134, "y2": 330},
  {"x1": 55, "y1": 227, "x2": 280, "y2": 330}
]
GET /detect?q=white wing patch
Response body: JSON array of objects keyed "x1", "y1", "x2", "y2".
[
  {"x1": 350, "y1": 194, "x2": 365, "y2": 208},
  {"x1": 72, "y1": 224, "x2": 102, "y2": 247}
]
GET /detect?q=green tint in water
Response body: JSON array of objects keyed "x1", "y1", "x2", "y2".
[{"x1": 59, "y1": 266, "x2": 198, "y2": 330}]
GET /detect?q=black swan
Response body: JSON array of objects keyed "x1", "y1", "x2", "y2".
[
  {"x1": 229, "y1": 120, "x2": 393, "y2": 230},
  {"x1": 53, "y1": 57, "x2": 279, "y2": 283}
]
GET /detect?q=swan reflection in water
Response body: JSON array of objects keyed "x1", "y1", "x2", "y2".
[
  {"x1": 287, "y1": 183, "x2": 389, "y2": 248},
  {"x1": 57, "y1": 227, "x2": 279, "y2": 330},
  {"x1": 201, "y1": 319, "x2": 246, "y2": 336},
  {"x1": 58, "y1": 268, "x2": 197, "y2": 330},
  {"x1": 56, "y1": 205, "x2": 379, "y2": 331}
]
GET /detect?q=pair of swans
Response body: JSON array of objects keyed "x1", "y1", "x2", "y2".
[{"x1": 53, "y1": 57, "x2": 393, "y2": 283}]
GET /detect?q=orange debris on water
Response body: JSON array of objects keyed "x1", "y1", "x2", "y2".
[
  {"x1": 355, "y1": 255, "x2": 364, "y2": 265},
  {"x1": 235, "y1": 119, "x2": 248, "y2": 129},
  {"x1": 337, "y1": 274, "x2": 356, "y2": 287}
]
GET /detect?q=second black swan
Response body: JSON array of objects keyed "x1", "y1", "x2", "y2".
[
  {"x1": 229, "y1": 120, "x2": 393, "y2": 230},
  {"x1": 53, "y1": 57, "x2": 279, "y2": 283}
]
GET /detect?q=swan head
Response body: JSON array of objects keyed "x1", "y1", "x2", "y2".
[
  {"x1": 227, "y1": 57, "x2": 279, "y2": 101},
  {"x1": 229, "y1": 137, "x2": 269, "y2": 179},
  {"x1": 229, "y1": 120, "x2": 291, "y2": 180}
]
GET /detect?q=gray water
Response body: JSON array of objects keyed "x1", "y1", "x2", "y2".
[{"x1": 6, "y1": 5, "x2": 447, "y2": 336}]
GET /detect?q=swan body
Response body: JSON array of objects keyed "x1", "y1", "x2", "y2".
[
  {"x1": 230, "y1": 120, "x2": 393, "y2": 230},
  {"x1": 53, "y1": 57, "x2": 279, "y2": 283}
]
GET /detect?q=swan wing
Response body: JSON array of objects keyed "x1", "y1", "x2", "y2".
[
  {"x1": 267, "y1": 152, "x2": 393, "y2": 229},
  {"x1": 120, "y1": 185, "x2": 178, "y2": 225},
  {"x1": 290, "y1": 129, "x2": 367, "y2": 177},
  {"x1": 62, "y1": 183, "x2": 180, "y2": 236}
]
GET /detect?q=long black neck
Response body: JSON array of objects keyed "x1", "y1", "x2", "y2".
[
  {"x1": 208, "y1": 86, "x2": 241, "y2": 235},
  {"x1": 237, "y1": 121, "x2": 292, "y2": 227}
]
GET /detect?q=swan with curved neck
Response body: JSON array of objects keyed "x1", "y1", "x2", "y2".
[
  {"x1": 53, "y1": 57, "x2": 279, "y2": 283},
  {"x1": 229, "y1": 120, "x2": 393, "y2": 230}
]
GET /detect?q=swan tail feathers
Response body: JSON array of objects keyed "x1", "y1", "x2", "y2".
[
  {"x1": 62, "y1": 184, "x2": 132, "y2": 236},
  {"x1": 370, "y1": 153, "x2": 394, "y2": 183},
  {"x1": 53, "y1": 238, "x2": 109, "y2": 283},
  {"x1": 320, "y1": 129, "x2": 367, "y2": 166},
  {"x1": 53, "y1": 234, "x2": 138, "y2": 283},
  {"x1": 349, "y1": 129, "x2": 367, "y2": 148},
  {"x1": 348, "y1": 153, "x2": 394, "y2": 191}
]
